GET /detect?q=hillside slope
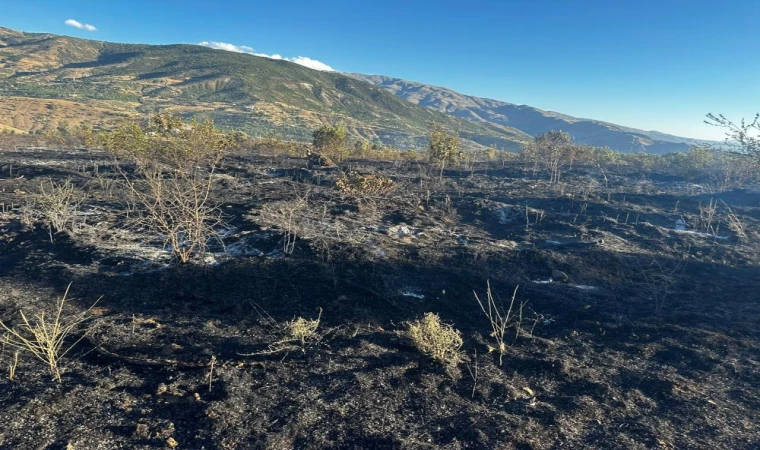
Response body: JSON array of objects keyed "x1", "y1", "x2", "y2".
[
  {"x1": 349, "y1": 74, "x2": 713, "y2": 153},
  {"x1": 0, "y1": 26, "x2": 531, "y2": 149}
]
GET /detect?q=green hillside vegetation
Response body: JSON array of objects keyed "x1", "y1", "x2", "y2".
[{"x1": 0, "y1": 27, "x2": 531, "y2": 149}]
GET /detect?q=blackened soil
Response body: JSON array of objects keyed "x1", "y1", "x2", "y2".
[{"x1": 0, "y1": 149, "x2": 758, "y2": 449}]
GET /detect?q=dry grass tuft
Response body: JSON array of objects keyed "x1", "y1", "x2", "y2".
[
  {"x1": 721, "y1": 200, "x2": 749, "y2": 242},
  {"x1": 0, "y1": 284, "x2": 99, "y2": 382},
  {"x1": 406, "y1": 312, "x2": 463, "y2": 367},
  {"x1": 474, "y1": 282, "x2": 524, "y2": 366},
  {"x1": 7, "y1": 351, "x2": 19, "y2": 381},
  {"x1": 284, "y1": 313, "x2": 323, "y2": 351},
  {"x1": 243, "y1": 308, "x2": 326, "y2": 355}
]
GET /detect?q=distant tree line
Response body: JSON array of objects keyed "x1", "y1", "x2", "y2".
[{"x1": 9, "y1": 110, "x2": 758, "y2": 189}]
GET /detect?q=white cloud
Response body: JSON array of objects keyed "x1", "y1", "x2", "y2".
[
  {"x1": 198, "y1": 41, "x2": 334, "y2": 71},
  {"x1": 256, "y1": 53, "x2": 283, "y2": 60},
  {"x1": 64, "y1": 19, "x2": 97, "y2": 31},
  {"x1": 198, "y1": 41, "x2": 254, "y2": 54},
  {"x1": 287, "y1": 56, "x2": 335, "y2": 72}
]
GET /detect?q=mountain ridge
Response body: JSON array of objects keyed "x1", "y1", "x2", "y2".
[
  {"x1": 0, "y1": 26, "x2": 530, "y2": 149},
  {"x1": 0, "y1": 26, "x2": 712, "y2": 153},
  {"x1": 348, "y1": 73, "x2": 714, "y2": 153}
]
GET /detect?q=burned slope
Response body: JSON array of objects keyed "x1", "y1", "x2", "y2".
[{"x1": 0, "y1": 147, "x2": 758, "y2": 449}]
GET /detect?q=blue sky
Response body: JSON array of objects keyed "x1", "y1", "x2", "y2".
[{"x1": 2, "y1": 0, "x2": 758, "y2": 140}]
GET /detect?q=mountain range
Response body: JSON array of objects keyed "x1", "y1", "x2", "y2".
[
  {"x1": 349, "y1": 74, "x2": 714, "y2": 154},
  {"x1": 0, "y1": 26, "x2": 710, "y2": 153}
]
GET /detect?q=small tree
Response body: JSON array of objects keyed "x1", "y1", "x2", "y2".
[
  {"x1": 56, "y1": 120, "x2": 72, "y2": 138},
  {"x1": 312, "y1": 123, "x2": 349, "y2": 162},
  {"x1": 706, "y1": 113, "x2": 760, "y2": 158},
  {"x1": 148, "y1": 111, "x2": 185, "y2": 134},
  {"x1": 74, "y1": 122, "x2": 96, "y2": 148},
  {"x1": 706, "y1": 113, "x2": 760, "y2": 182},
  {"x1": 102, "y1": 114, "x2": 237, "y2": 263},
  {"x1": 428, "y1": 124, "x2": 461, "y2": 179},
  {"x1": 354, "y1": 139, "x2": 371, "y2": 156},
  {"x1": 530, "y1": 130, "x2": 576, "y2": 184}
]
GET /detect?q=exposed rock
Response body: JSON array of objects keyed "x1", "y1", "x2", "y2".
[{"x1": 551, "y1": 269, "x2": 570, "y2": 283}]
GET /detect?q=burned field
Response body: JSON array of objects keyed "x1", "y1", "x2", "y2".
[{"x1": 0, "y1": 147, "x2": 758, "y2": 449}]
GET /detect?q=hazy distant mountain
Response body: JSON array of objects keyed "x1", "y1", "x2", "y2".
[
  {"x1": 349, "y1": 74, "x2": 714, "y2": 154},
  {"x1": 0, "y1": 26, "x2": 531, "y2": 149}
]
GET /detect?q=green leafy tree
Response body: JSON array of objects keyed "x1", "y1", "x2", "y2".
[
  {"x1": 312, "y1": 123, "x2": 348, "y2": 161},
  {"x1": 625, "y1": 152, "x2": 662, "y2": 172},
  {"x1": 227, "y1": 130, "x2": 249, "y2": 148},
  {"x1": 102, "y1": 113, "x2": 235, "y2": 171},
  {"x1": 681, "y1": 146, "x2": 714, "y2": 179},
  {"x1": 592, "y1": 146, "x2": 622, "y2": 167},
  {"x1": 100, "y1": 121, "x2": 151, "y2": 161},
  {"x1": 148, "y1": 111, "x2": 185, "y2": 134}
]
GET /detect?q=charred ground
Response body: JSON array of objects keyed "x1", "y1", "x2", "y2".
[{"x1": 0, "y1": 146, "x2": 758, "y2": 449}]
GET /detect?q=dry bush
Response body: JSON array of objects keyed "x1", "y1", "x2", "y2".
[
  {"x1": 125, "y1": 166, "x2": 226, "y2": 263},
  {"x1": 27, "y1": 177, "x2": 83, "y2": 242},
  {"x1": 0, "y1": 284, "x2": 99, "y2": 382},
  {"x1": 306, "y1": 149, "x2": 339, "y2": 168},
  {"x1": 102, "y1": 114, "x2": 234, "y2": 263},
  {"x1": 256, "y1": 188, "x2": 312, "y2": 255},
  {"x1": 697, "y1": 198, "x2": 719, "y2": 235},
  {"x1": 253, "y1": 188, "x2": 375, "y2": 262},
  {"x1": 284, "y1": 313, "x2": 323, "y2": 352},
  {"x1": 406, "y1": 312, "x2": 463, "y2": 367},
  {"x1": 473, "y1": 282, "x2": 524, "y2": 366},
  {"x1": 633, "y1": 258, "x2": 686, "y2": 315},
  {"x1": 88, "y1": 163, "x2": 120, "y2": 200},
  {"x1": 336, "y1": 170, "x2": 396, "y2": 198}
]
